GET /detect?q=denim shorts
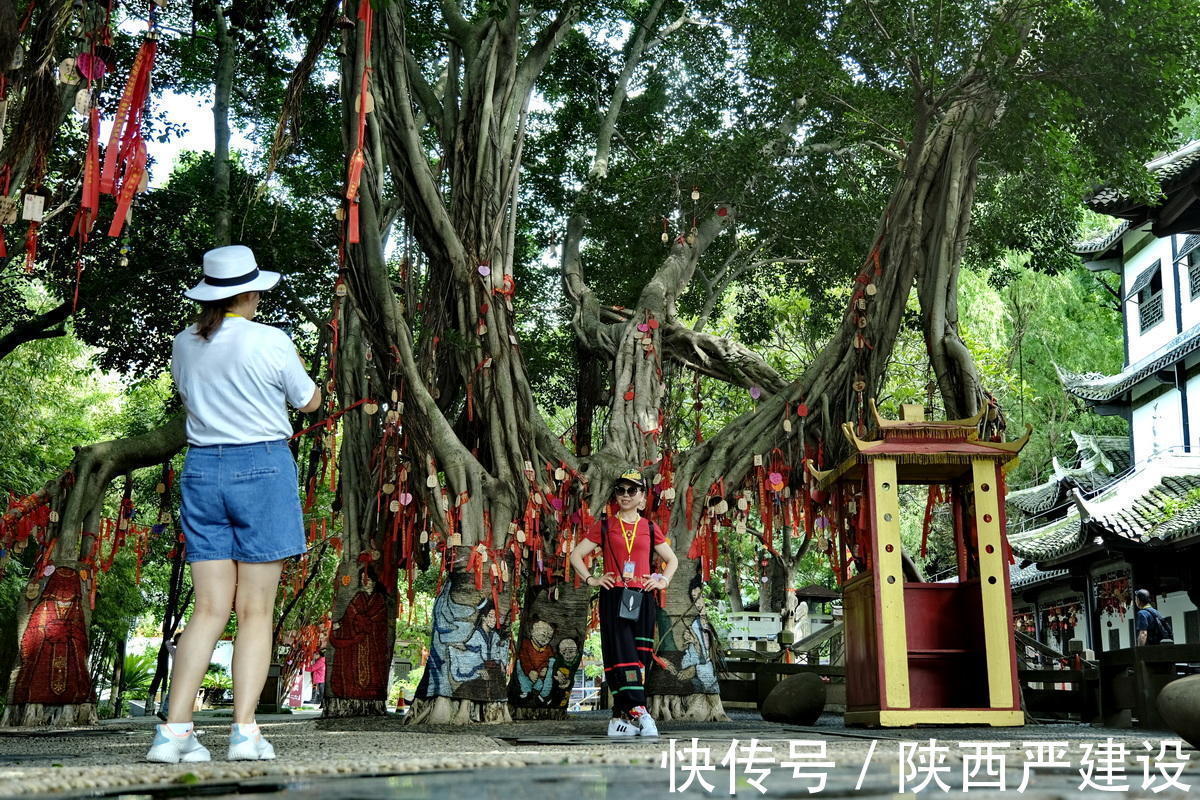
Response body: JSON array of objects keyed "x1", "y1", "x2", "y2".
[{"x1": 180, "y1": 439, "x2": 306, "y2": 563}]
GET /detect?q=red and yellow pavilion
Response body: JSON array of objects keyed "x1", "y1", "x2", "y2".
[{"x1": 807, "y1": 402, "x2": 1030, "y2": 727}]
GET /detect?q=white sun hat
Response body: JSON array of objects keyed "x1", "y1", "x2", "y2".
[{"x1": 183, "y1": 244, "x2": 281, "y2": 301}]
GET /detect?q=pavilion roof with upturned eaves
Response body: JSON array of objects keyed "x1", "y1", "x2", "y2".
[
  {"x1": 1009, "y1": 455, "x2": 1200, "y2": 564},
  {"x1": 1006, "y1": 433, "x2": 1129, "y2": 517},
  {"x1": 808, "y1": 402, "x2": 1031, "y2": 490},
  {"x1": 1057, "y1": 323, "x2": 1200, "y2": 406}
]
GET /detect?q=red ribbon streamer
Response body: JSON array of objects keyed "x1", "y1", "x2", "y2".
[{"x1": 344, "y1": 0, "x2": 374, "y2": 243}]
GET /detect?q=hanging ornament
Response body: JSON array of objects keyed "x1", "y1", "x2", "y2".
[
  {"x1": 21, "y1": 193, "x2": 44, "y2": 222},
  {"x1": 58, "y1": 58, "x2": 79, "y2": 85},
  {"x1": 75, "y1": 52, "x2": 107, "y2": 81},
  {"x1": 691, "y1": 186, "x2": 700, "y2": 201}
]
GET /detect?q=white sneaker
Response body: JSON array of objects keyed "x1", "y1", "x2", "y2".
[
  {"x1": 607, "y1": 716, "x2": 639, "y2": 737},
  {"x1": 146, "y1": 724, "x2": 211, "y2": 763},
  {"x1": 226, "y1": 724, "x2": 276, "y2": 760},
  {"x1": 630, "y1": 705, "x2": 659, "y2": 737}
]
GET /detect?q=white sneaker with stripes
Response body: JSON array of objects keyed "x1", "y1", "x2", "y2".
[{"x1": 607, "y1": 716, "x2": 639, "y2": 737}]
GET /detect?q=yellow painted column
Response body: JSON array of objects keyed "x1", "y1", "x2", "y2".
[
  {"x1": 871, "y1": 458, "x2": 910, "y2": 709},
  {"x1": 971, "y1": 458, "x2": 1017, "y2": 708}
]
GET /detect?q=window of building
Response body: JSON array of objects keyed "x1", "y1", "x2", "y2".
[
  {"x1": 1108, "y1": 628, "x2": 1121, "y2": 650},
  {"x1": 1189, "y1": 250, "x2": 1200, "y2": 299},
  {"x1": 1138, "y1": 262, "x2": 1164, "y2": 332},
  {"x1": 1185, "y1": 609, "x2": 1198, "y2": 644}
]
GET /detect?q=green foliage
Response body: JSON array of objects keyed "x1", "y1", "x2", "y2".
[
  {"x1": 121, "y1": 652, "x2": 157, "y2": 696},
  {"x1": 0, "y1": 301, "x2": 122, "y2": 493},
  {"x1": 202, "y1": 662, "x2": 233, "y2": 690}
]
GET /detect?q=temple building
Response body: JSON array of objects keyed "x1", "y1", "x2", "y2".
[{"x1": 1008, "y1": 141, "x2": 1200, "y2": 654}]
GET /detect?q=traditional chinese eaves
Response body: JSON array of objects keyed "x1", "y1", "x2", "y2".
[
  {"x1": 1010, "y1": 456, "x2": 1200, "y2": 563},
  {"x1": 1007, "y1": 433, "x2": 1129, "y2": 516},
  {"x1": 1010, "y1": 511, "x2": 1085, "y2": 562},
  {"x1": 1073, "y1": 220, "x2": 1129, "y2": 261},
  {"x1": 1057, "y1": 323, "x2": 1200, "y2": 404},
  {"x1": 1086, "y1": 141, "x2": 1200, "y2": 236},
  {"x1": 809, "y1": 402, "x2": 1030, "y2": 489},
  {"x1": 1009, "y1": 561, "x2": 1069, "y2": 590}
]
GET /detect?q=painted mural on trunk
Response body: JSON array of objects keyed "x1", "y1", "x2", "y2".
[
  {"x1": 329, "y1": 568, "x2": 389, "y2": 700},
  {"x1": 12, "y1": 567, "x2": 91, "y2": 705},
  {"x1": 416, "y1": 570, "x2": 512, "y2": 702},
  {"x1": 648, "y1": 574, "x2": 719, "y2": 695}
]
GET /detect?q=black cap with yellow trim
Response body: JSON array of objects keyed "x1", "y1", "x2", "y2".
[{"x1": 615, "y1": 468, "x2": 645, "y2": 488}]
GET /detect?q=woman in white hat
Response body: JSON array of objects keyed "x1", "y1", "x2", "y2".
[{"x1": 147, "y1": 245, "x2": 320, "y2": 764}]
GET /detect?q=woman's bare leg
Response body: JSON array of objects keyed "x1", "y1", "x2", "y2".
[
  {"x1": 166, "y1": 560, "x2": 237, "y2": 724},
  {"x1": 231, "y1": 560, "x2": 285, "y2": 725}
]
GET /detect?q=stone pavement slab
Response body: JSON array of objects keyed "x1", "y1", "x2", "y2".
[{"x1": 0, "y1": 712, "x2": 1196, "y2": 798}]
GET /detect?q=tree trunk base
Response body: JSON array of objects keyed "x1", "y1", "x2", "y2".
[
  {"x1": 648, "y1": 693, "x2": 728, "y2": 722},
  {"x1": 510, "y1": 706, "x2": 566, "y2": 721},
  {"x1": 404, "y1": 696, "x2": 512, "y2": 725},
  {"x1": 1, "y1": 702, "x2": 98, "y2": 728},
  {"x1": 321, "y1": 697, "x2": 388, "y2": 718}
]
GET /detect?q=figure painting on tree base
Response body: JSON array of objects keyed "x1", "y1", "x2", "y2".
[
  {"x1": 329, "y1": 567, "x2": 389, "y2": 701},
  {"x1": 508, "y1": 618, "x2": 581, "y2": 709},
  {"x1": 417, "y1": 572, "x2": 511, "y2": 703},
  {"x1": 11, "y1": 566, "x2": 91, "y2": 707}
]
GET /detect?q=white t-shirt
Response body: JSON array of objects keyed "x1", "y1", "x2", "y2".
[{"x1": 171, "y1": 317, "x2": 317, "y2": 446}]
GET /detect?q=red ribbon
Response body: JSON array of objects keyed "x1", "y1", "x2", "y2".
[
  {"x1": 107, "y1": 139, "x2": 146, "y2": 237},
  {"x1": 70, "y1": 108, "x2": 101, "y2": 243},
  {"x1": 344, "y1": 0, "x2": 374, "y2": 243}
]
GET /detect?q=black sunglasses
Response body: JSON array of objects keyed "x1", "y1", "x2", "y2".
[{"x1": 613, "y1": 484, "x2": 642, "y2": 496}]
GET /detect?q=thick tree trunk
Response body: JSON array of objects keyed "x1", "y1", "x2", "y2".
[
  {"x1": 407, "y1": 560, "x2": 516, "y2": 725},
  {"x1": 323, "y1": 299, "x2": 397, "y2": 718},
  {"x1": 645, "y1": 559, "x2": 726, "y2": 721},
  {"x1": 508, "y1": 582, "x2": 590, "y2": 720}
]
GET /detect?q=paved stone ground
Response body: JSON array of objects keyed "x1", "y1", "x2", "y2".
[{"x1": 0, "y1": 710, "x2": 1197, "y2": 798}]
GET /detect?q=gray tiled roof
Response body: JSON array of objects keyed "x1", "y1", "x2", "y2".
[
  {"x1": 1089, "y1": 474, "x2": 1200, "y2": 544},
  {"x1": 1007, "y1": 433, "x2": 1129, "y2": 515},
  {"x1": 1010, "y1": 511, "x2": 1084, "y2": 562},
  {"x1": 1073, "y1": 221, "x2": 1130, "y2": 256},
  {"x1": 1010, "y1": 561, "x2": 1069, "y2": 589},
  {"x1": 1058, "y1": 323, "x2": 1200, "y2": 403},
  {"x1": 1087, "y1": 141, "x2": 1200, "y2": 212},
  {"x1": 1009, "y1": 468, "x2": 1200, "y2": 562}
]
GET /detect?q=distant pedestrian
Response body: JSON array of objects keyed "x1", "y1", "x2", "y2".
[
  {"x1": 1135, "y1": 589, "x2": 1174, "y2": 646},
  {"x1": 308, "y1": 653, "x2": 326, "y2": 707},
  {"x1": 146, "y1": 246, "x2": 319, "y2": 764}
]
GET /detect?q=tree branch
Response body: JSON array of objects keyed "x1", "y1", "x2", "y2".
[
  {"x1": 514, "y1": 4, "x2": 579, "y2": 102},
  {"x1": 590, "y1": 0, "x2": 667, "y2": 178},
  {"x1": 0, "y1": 301, "x2": 71, "y2": 361}
]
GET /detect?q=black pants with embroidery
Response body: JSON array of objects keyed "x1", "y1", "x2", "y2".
[{"x1": 599, "y1": 587, "x2": 658, "y2": 716}]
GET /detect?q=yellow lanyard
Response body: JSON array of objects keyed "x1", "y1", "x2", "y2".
[
  {"x1": 618, "y1": 517, "x2": 639, "y2": 558},
  {"x1": 224, "y1": 312, "x2": 242, "y2": 318}
]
